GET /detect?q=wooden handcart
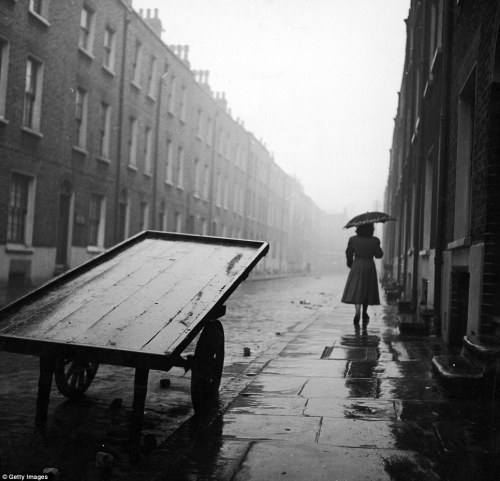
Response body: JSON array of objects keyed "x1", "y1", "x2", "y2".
[{"x1": 0, "y1": 231, "x2": 268, "y2": 441}]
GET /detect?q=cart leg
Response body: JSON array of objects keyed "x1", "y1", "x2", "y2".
[
  {"x1": 130, "y1": 368, "x2": 149, "y2": 444},
  {"x1": 35, "y1": 354, "x2": 55, "y2": 429}
]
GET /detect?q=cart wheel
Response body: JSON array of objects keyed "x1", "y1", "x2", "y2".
[
  {"x1": 191, "y1": 319, "x2": 225, "y2": 414},
  {"x1": 54, "y1": 355, "x2": 99, "y2": 398}
]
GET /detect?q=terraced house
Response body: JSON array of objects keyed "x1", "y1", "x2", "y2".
[
  {"x1": 0, "y1": 0, "x2": 340, "y2": 291},
  {"x1": 383, "y1": 0, "x2": 500, "y2": 352}
]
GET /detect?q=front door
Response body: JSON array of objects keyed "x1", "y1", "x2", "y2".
[{"x1": 56, "y1": 185, "x2": 72, "y2": 267}]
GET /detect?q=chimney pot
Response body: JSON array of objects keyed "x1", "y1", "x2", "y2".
[
  {"x1": 147, "y1": 9, "x2": 151, "y2": 18},
  {"x1": 139, "y1": 9, "x2": 143, "y2": 17},
  {"x1": 154, "y1": 8, "x2": 158, "y2": 18}
]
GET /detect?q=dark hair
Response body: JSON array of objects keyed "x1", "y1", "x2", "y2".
[{"x1": 356, "y1": 223, "x2": 374, "y2": 237}]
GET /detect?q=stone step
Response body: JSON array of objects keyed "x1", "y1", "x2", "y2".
[
  {"x1": 464, "y1": 334, "x2": 500, "y2": 361},
  {"x1": 431, "y1": 355, "x2": 484, "y2": 382},
  {"x1": 397, "y1": 313, "x2": 429, "y2": 335}
]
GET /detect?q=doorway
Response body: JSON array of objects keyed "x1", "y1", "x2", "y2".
[{"x1": 55, "y1": 182, "x2": 73, "y2": 268}]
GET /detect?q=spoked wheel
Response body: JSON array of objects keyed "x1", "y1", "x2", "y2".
[
  {"x1": 54, "y1": 354, "x2": 99, "y2": 398},
  {"x1": 191, "y1": 319, "x2": 225, "y2": 415}
]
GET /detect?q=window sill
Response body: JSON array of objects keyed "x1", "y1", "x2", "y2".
[
  {"x1": 130, "y1": 80, "x2": 141, "y2": 91},
  {"x1": 447, "y1": 237, "x2": 471, "y2": 250},
  {"x1": 97, "y1": 156, "x2": 111, "y2": 164},
  {"x1": 176, "y1": 186, "x2": 184, "y2": 191},
  {"x1": 164, "y1": 180, "x2": 173, "y2": 186},
  {"x1": 87, "y1": 246, "x2": 104, "y2": 254},
  {"x1": 0, "y1": 116, "x2": 9, "y2": 126},
  {"x1": 144, "y1": 171, "x2": 152, "y2": 178},
  {"x1": 73, "y1": 146, "x2": 88, "y2": 157},
  {"x1": 29, "y1": 9, "x2": 51, "y2": 27},
  {"x1": 6, "y1": 243, "x2": 34, "y2": 254},
  {"x1": 419, "y1": 249, "x2": 430, "y2": 257},
  {"x1": 21, "y1": 126, "x2": 43, "y2": 138},
  {"x1": 127, "y1": 164, "x2": 138, "y2": 172},
  {"x1": 102, "y1": 65, "x2": 116, "y2": 77},
  {"x1": 146, "y1": 93, "x2": 156, "y2": 102},
  {"x1": 78, "y1": 46, "x2": 94, "y2": 60}
]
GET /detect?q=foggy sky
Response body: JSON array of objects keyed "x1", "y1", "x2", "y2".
[{"x1": 133, "y1": 0, "x2": 409, "y2": 217}]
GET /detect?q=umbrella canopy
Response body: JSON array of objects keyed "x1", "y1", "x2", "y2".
[{"x1": 344, "y1": 211, "x2": 396, "y2": 229}]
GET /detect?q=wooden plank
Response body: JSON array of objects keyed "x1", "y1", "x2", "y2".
[
  {"x1": 69, "y1": 244, "x2": 248, "y2": 350},
  {"x1": 143, "y1": 247, "x2": 256, "y2": 354},
  {"x1": 0, "y1": 238, "x2": 170, "y2": 336},
  {"x1": 32, "y1": 241, "x2": 192, "y2": 342}
]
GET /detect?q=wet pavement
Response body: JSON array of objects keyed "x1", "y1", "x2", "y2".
[{"x1": 1, "y1": 274, "x2": 500, "y2": 480}]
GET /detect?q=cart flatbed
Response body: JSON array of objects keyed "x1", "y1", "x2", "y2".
[{"x1": 0, "y1": 231, "x2": 268, "y2": 438}]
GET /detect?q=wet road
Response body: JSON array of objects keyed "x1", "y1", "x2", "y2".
[{"x1": 0, "y1": 273, "x2": 340, "y2": 479}]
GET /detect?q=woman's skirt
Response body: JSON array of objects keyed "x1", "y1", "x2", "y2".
[{"x1": 341, "y1": 258, "x2": 380, "y2": 305}]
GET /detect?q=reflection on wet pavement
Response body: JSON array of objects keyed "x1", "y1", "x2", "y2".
[{"x1": 2, "y1": 274, "x2": 500, "y2": 480}]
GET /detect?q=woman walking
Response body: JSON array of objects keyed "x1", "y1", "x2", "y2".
[{"x1": 341, "y1": 223, "x2": 383, "y2": 328}]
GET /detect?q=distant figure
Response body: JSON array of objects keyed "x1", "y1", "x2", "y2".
[{"x1": 341, "y1": 223, "x2": 383, "y2": 328}]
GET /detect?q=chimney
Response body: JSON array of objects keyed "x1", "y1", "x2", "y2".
[{"x1": 143, "y1": 8, "x2": 163, "y2": 37}]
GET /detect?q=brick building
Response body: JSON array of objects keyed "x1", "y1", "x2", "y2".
[
  {"x1": 383, "y1": 0, "x2": 500, "y2": 345},
  {"x1": 0, "y1": 0, "x2": 341, "y2": 289}
]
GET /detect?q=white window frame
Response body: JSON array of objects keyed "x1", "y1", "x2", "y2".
[
  {"x1": 180, "y1": 86, "x2": 187, "y2": 122},
  {"x1": 144, "y1": 126, "x2": 152, "y2": 174},
  {"x1": 206, "y1": 117, "x2": 213, "y2": 145},
  {"x1": 203, "y1": 164, "x2": 210, "y2": 200},
  {"x1": 140, "y1": 201, "x2": 150, "y2": 231},
  {"x1": 7, "y1": 171, "x2": 36, "y2": 249},
  {"x1": 193, "y1": 158, "x2": 200, "y2": 197},
  {"x1": 0, "y1": 38, "x2": 9, "y2": 120},
  {"x1": 79, "y1": 6, "x2": 95, "y2": 55},
  {"x1": 29, "y1": 0, "x2": 50, "y2": 24},
  {"x1": 103, "y1": 26, "x2": 116, "y2": 73},
  {"x1": 196, "y1": 109, "x2": 203, "y2": 139},
  {"x1": 175, "y1": 212, "x2": 182, "y2": 233},
  {"x1": 165, "y1": 140, "x2": 173, "y2": 183},
  {"x1": 88, "y1": 194, "x2": 106, "y2": 250},
  {"x1": 74, "y1": 87, "x2": 88, "y2": 150},
  {"x1": 128, "y1": 117, "x2": 138, "y2": 168},
  {"x1": 99, "y1": 102, "x2": 111, "y2": 159},
  {"x1": 147, "y1": 55, "x2": 157, "y2": 98},
  {"x1": 176, "y1": 147, "x2": 184, "y2": 188},
  {"x1": 223, "y1": 177, "x2": 229, "y2": 209},
  {"x1": 168, "y1": 76, "x2": 176, "y2": 114},
  {"x1": 132, "y1": 40, "x2": 143, "y2": 86},
  {"x1": 215, "y1": 172, "x2": 222, "y2": 207},
  {"x1": 23, "y1": 56, "x2": 44, "y2": 133}
]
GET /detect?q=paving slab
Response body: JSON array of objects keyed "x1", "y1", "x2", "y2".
[
  {"x1": 301, "y1": 377, "x2": 378, "y2": 398},
  {"x1": 264, "y1": 359, "x2": 348, "y2": 377},
  {"x1": 228, "y1": 394, "x2": 308, "y2": 416},
  {"x1": 318, "y1": 418, "x2": 439, "y2": 450},
  {"x1": 232, "y1": 442, "x2": 441, "y2": 481},
  {"x1": 304, "y1": 398, "x2": 397, "y2": 420},
  {"x1": 222, "y1": 413, "x2": 321, "y2": 442}
]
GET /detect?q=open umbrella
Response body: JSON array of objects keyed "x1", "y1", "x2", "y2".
[{"x1": 344, "y1": 211, "x2": 396, "y2": 229}]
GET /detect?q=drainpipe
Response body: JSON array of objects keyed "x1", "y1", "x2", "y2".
[
  {"x1": 411, "y1": 1, "x2": 430, "y2": 311},
  {"x1": 114, "y1": 10, "x2": 131, "y2": 245},
  {"x1": 433, "y1": 0, "x2": 453, "y2": 332},
  {"x1": 208, "y1": 110, "x2": 218, "y2": 235},
  {"x1": 152, "y1": 68, "x2": 169, "y2": 228}
]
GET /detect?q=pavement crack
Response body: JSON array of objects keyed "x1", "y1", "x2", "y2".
[{"x1": 315, "y1": 416, "x2": 323, "y2": 443}]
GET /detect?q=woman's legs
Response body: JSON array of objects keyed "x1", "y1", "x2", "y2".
[
  {"x1": 362, "y1": 303, "x2": 369, "y2": 325},
  {"x1": 353, "y1": 304, "x2": 361, "y2": 324}
]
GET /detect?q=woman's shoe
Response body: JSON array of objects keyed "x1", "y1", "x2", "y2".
[{"x1": 353, "y1": 314, "x2": 360, "y2": 325}]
